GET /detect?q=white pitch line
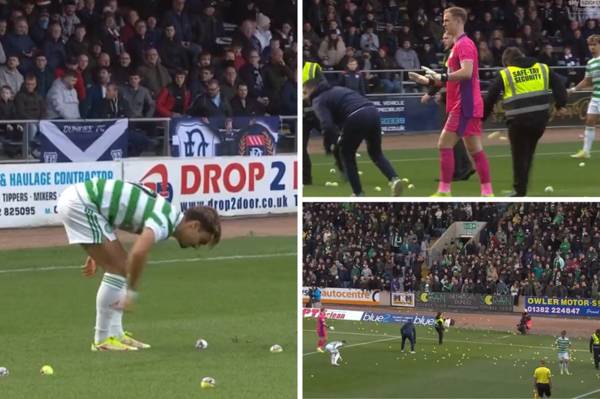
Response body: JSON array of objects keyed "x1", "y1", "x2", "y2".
[
  {"x1": 312, "y1": 150, "x2": 600, "y2": 166},
  {"x1": 0, "y1": 252, "x2": 296, "y2": 274},
  {"x1": 573, "y1": 388, "x2": 600, "y2": 399},
  {"x1": 304, "y1": 337, "x2": 398, "y2": 356},
  {"x1": 302, "y1": 329, "x2": 590, "y2": 353}
]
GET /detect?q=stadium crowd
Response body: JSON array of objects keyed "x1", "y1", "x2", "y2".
[
  {"x1": 303, "y1": 202, "x2": 600, "y2": 300},
  {"x1": 303, "y1": 0, "x2": 598, "y2": 93},
  {"x1": 0, "y1": 0, "x2": 297, "y2": 155}
]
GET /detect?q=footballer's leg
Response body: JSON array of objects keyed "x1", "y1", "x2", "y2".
[
  {"x1": 464, "y1": 120, "x2": 493, "y2": 197},
  {"x1": 572, "y1": 107, "x2": 598, "y2": 158},
  {"x1": 82, "y1": 241, "x2": 139, "y2": 351},
  {"x1": 433, "y1": 128, "x2": 459, "y2": 196}
]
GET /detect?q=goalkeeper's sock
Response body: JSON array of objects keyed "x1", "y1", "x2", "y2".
[
  {"x1": 438, "y1": 148, "x2": 454, "y2": 193},
  {"x1": 108, "y1": 284, "x2": 126, "y2": 339},
  {"x1": 472, "y1": 150, "x2": 492, "y2": 195},
  {"x1": 95, "y1": 273, "x2": 126, "y2": 344},
  {"x1": 583, "y1": 126, "x2": 595, "y2": 153}
]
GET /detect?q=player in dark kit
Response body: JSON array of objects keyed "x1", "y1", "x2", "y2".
[
  {"x1": 401, "y1": 319, "x2": 417, "y2": 353},
  {"x1": 302, "y1": 62, "x2": 403, "y2": 197}
]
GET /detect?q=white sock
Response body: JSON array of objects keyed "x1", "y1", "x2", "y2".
[
  {"x1": 584, "y1": 126, "x2": 595, "y2": 152},
  {"x1": 95, "y1": 273, "x2": 126, "y2": 344},
  {"x1": 330, "y1": 353, "x2": 336, "y2": 365},
  {"x1": 559, "y1": 363, "x2": 563, "y2": 371},
  {"x1": 108, "y1": 285, "x2": 126, "y2": 339},
  {"x1": 333, "y1": 352, "x2": 340, "y2": 364}
]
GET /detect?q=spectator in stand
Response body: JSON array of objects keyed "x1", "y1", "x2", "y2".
[
  {"x1": 5, "y1": 18, "x2": 36, "y2": 74},
  {"x1": 55, "y1": 56, "x2": 86, "y2": 102},
  {"x1": 343, "y1": 25, "x2": 361, "y2": 53},
  {"x1": 188, "y1": 78, "x2": 232, "y2": 118},
  {"x1": 43, "y1": 23, "x2": 66, "y2": 71},
  {"x1": 121, "y1": 71, "x2": 155, "y2": 118},
  {"x1": 380, "y1": 23, "x2": 399, "y2": 55},
  {"x1": 194, "y1": 2, "x2": 224, "y2": 54},
  {"x1": 239, "y1": 49, "x2": 265, "y2": 99},
  {"x1": 155, "y1": 69, "x2": 190, "y2": 117},
  {"x1": 360, "y1": 22, "x2": 379, "y2": 55},
  {"x1": 66, "y1": 25, "x2": 89, "y2": 58},
  {"x1": 33, "y1": 53, "x2": 52, "y2": 96},
  {"x1": 262, "y1": 47, "x2": 292, "y2": 113},
  {"x1": 254, "y1": 13, "x2": 272, "y2": 53},
  {"x1": 120, "y1": 9, "x2": 139, "y2": 46},
  {"x1": 78, "y1": 54, "x2": 93, "y2": 92},
  {"x1": 280, "y1": 69, "x2": 296, "y2": 116},
  {"x1": 559, "y1": 46, "x2": 583, "y2": 87},
  {"x1": 99, "y1": 12, "x2": 123, "y2": 60},
  {"x1": 163, "y1": 0, "x2": 193, "y2": 44},
  {"x1": 339, "y1": 57, "x2": 366, "y2": 95},
  {"x1": 0, "y1": 56, "x2": 24, "y2": 96},
  {"x1": 188, "y1": 66, "x2": 213, "y2": 99},
  {"x1": 539, "y1": 44, "x2": 558, "y2": 67},
  {"x1": 81, "y1": 67, "x2": 111, "y2": 117},
  {"x1": 159, "y1": 24, "x2": 190, "y2": 75},
  {"x1": 420, "y1": 42, "x2": 439, "y2": 69},
  {"x1": 519, "y1": 25, "x2": 540, "y2": 57},
  {"x1": 318, "y1": 29, "x2": 346, "y2": 69},
  {"x1": 15, "y1": 74, "x2": 46, "y2": 121},
  {"x1": 373, "y1": 50, "x2": 399, "y2": 93},
  {"x1": 92, "y1": 82, "x2": 131, "y2": 118},
  {"x1": 46, "y1": 70, "x2": 80, "y2": 119},
  {"x1": 394, "y1": 40, "x2": 420, "y2": 71},
  {"x1": 112, "y1": 52, "x2": 134, "y2": 87},
  {"x1": 230, "y1": 82, "x2": 265, "y2": 117},
  {"x1": 127, "y1": 20, "x2": 153, "y2": 68},
  {"x1": 60, "y1": 0, "x2": 80, "y2": 43},
  {"x1": 220, "y1": 65, "x2": 240, "y2": 103},
  {"x1": 491, "y1": 37, "x2": 506, "y2": 67},
  {"x1": 78, "y1": 0, "x2": 102, "y2": 37},
  {"x1": 137, "y1": 47, "x2": 171, "y2": 98}
]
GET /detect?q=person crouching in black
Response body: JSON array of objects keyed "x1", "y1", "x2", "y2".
[{"x1": 401, "y1": 319, "x2": 416, "y2": 353}]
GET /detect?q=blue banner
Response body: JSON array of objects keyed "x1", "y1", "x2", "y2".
[
  {"x1": 361, "y1": 311, "x2": 436, "y2": 326},
  {"x1": 39, "y1": 119, "x2": 128, "y2": 163},
  {"x1": 170, "y1": 116, "x2": 279, "y2": 157},
  {"x1": 524, "y1": 297, "x2": 600, "y2": 317},
  {"x1": 369, "y1": 96, "x2": 441, "y2": 133}
]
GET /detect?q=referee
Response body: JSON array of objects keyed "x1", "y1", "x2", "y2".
[
  {"x1": 303, "y1": 61, "x2": 403, "y2": 196},
  {"x1": 533, "y1": 360, "x2": 552, "y2": 398},
  {"x1": 483, "y1": 47, "x2": 567, "y2": 197},
  {"x1": 590, "y1": 328, "x2": 600, "y2": 369}
]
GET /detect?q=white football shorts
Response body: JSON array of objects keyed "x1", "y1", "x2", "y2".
[
  {"x1": 587, "y1": 97, "x2": 600, "y2": 115},
  {"x1": 56, "y1": 185, "x2": 117, "y2": 244}
]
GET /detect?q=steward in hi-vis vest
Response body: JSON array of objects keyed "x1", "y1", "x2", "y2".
[
  {"x1": 590, "y1": 329, "x2": 600, "y2": 369},
  {"x1": 483, "y1": 47, "x2": 567, "y2": 197}
]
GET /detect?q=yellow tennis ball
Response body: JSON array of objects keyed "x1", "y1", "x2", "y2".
[
  {"x1": 40, "y1": 365, "x2": 54, "y2": 375},
  {"x1": 201, "y1": 377, "x2": 216, "y2": 389}
]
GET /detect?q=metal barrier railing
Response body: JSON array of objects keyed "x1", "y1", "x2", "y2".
[{"x1": 0, "y1": 116, "x2": 297, "y2": 163}]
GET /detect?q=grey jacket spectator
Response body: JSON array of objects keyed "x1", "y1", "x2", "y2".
[
  {"x1": 121, "y1": 84, "x2": 155, "y2": 117},
  {"x1": 0, "y1": 57, "x2": 24, "y2": 95},
  {"x1": 394, "y1": 43, "x2": 420, "y2": 70},
  {"x1": 46, "y1": 75, "x2": 80, "y2": 119}
]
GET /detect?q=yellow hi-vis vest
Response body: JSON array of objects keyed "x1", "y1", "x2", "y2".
[
  {"x1": 593, "y1": 333, "x2": 600, "y2": 345},
  {"x1": 499, "y1": 63, "x2": 551, "y2": 118},
  {"x1": 303, "y1": 62, "x2": 322, "y2": 85}
]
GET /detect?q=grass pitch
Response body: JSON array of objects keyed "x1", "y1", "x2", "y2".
[
  {"x1": 303, "y1": 319, "x2": 600, "y2": 398},
  {"x1": 304, "y1": 140, "x2": 600, "y2": 197},
  {"x1": 0, "y1": 236, "x2": 296, "y2": 399}
]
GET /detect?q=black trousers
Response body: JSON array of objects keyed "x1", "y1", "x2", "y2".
[
  {"x1": 401, "y1": 334, "x2": 415, "y2": 351},
  {"x1": 435, "y1": 327, "x2": 443, "y2": 344},
  {"x1": 593, "y1": 346, "x2": 600, "y2": 369},
  {"x1": 536, "y1": 383, "x2": 551, "y2": 397},
  {"x1": 507, "y1": 118, "x2": 546, "y2": 196},
  {"x1": 303, "y1": 113, "x2": 320, "y2": 185},
  {"x1": 339, "y1": 107, "x2": 398, "y2": 195},
  {"x1": 453, "y1": 137, "x2": 473, "y2": 179}
]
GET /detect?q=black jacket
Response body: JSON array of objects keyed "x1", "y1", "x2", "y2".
[
  {"x1": 401, "y1": 321, "x2": 416, "y2": 338},
  {"x1": 93, "y1": 95, "x2": 132, "y2": 119},
  {"x1": 483, "y1": 56, "x2": 567, "y2": 123},
  {"x1": 309, "y1": 80, "x2": 373, "y2": 136}
]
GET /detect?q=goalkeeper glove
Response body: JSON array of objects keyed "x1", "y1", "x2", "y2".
[{"x1": 422, "y1": 66, "x2": 447, "y2": 82}]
